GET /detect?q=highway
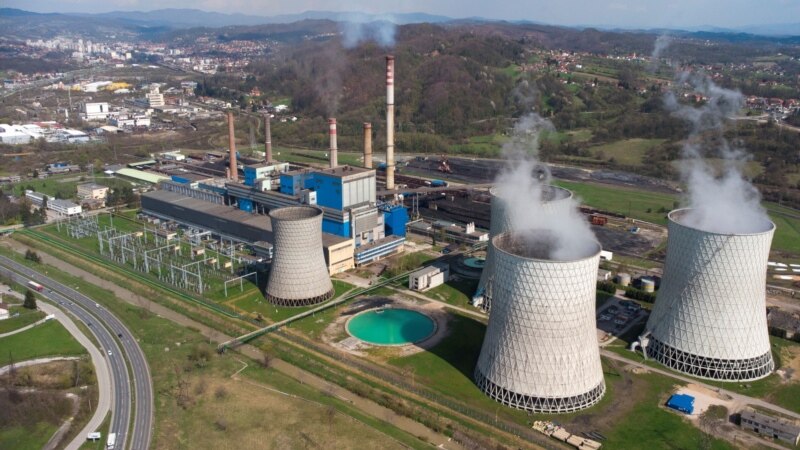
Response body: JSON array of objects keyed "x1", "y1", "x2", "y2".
[{"x1": 0, "y1": 255, "x2": 153, "y2": 450}]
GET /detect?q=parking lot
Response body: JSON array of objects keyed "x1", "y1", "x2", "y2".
[{"x1": 596, "y1": 295, "x2": 649, "y2": 345}]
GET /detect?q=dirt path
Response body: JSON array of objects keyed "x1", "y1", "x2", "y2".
[{"x1": 4, "y1": 240, "x2": 461, "y2": 449}]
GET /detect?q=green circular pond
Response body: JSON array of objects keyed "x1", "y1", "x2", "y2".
[
  {"x1": 463, "y1": 257, "x2": 486, "y2": 269},
  {"x1": 346, "y1": 308, "x2": 436, "y2": 346}
]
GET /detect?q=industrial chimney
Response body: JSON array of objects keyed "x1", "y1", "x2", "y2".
[
  {"x1": 328, "y1": 118, "x2": 338, "y2": 169},
  {"x1": 385, "y1": 55, "x2": 395, "y2": 190},
  {"x1": 264, "y1": 113, "x2": 272, "y2": 163},
  {"x1": 227, "y1": 111, "x2": 238, "y2": 182},
  {"x1": 363, "y1": 122, "x2": 373, "y2": 169}
]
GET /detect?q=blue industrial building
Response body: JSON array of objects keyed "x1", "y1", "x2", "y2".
[
  {"x1": 666, "y1": 394, "x2": 695, "y2": 414},
  {"x1": 223, "y1": 162, "x2": 407, "y2": 265}
]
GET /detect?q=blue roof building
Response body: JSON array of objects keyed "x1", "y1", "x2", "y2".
[{"x1": 666, "y1": 394, "x2": 695, "y2": 414}]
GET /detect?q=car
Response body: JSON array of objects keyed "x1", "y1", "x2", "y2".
[
  {"x1": 117, "y1": 333, "x2": 123, "y2": 338},
  {"x1": 107, "y1": 350, "x2": 112, "y2": 356},
  {"x1": 606, "y1": 306, "x2": 618, "y2": 314},
  {"x1": 599, "y1": 314, "x2": 611, "y2": 321},
  {"x1": 95, "y1": 303, "x2": 100, "y2": 308}
]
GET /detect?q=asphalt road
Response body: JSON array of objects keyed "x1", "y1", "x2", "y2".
[{"x1": 0, "y1": 255, "x2": 153, "y2": 450}]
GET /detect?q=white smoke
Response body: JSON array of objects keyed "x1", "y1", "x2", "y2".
[
  {"x1": 340, "y1": 16, "x2": 396, "y2": 48},
  {"x1": 494, "y1": 113, "x2": 599, "y2": 261},
  {"x1": 663, "y1": 59, "x2": 770, "y2": 233},
  {"x1": 648, "y1": 34, "x2": 671, "y2": 72}
]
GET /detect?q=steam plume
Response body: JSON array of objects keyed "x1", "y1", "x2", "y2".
[
  {"x1": 494, "y1": 111, "x2": 598, "y2": 261},
  {"x1": 660, "y1": 46, "x2": 770, "y2": 234}
]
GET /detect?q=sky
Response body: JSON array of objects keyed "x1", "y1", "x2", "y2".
[{"x1": 3, "y1": 0, "x2": 800, "y2": 29}]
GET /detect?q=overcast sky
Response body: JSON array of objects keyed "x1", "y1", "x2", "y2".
[{"x1": 4, "y1": 0, "x2": 800, "y2": 29}]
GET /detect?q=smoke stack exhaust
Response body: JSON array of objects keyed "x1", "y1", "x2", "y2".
[
  {"x1": 264, "y1": 113, "x2": 272, "y2": 163},
  {"x1": 328, "y1": 118, "x2": 338, "y2": 169},
  {"x1": 363, "y1": 122, "x2": 373, "y2": 169},
  {"x1": 385, "y1": 55, "x2": 395, "y2": 190},
  {"x1": 227, "y1": 111, "x2": 238, "y2": 182}
]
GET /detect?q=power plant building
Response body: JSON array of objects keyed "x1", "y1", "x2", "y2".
[
  {"x1": 265, "y1": 206, "x2": 334, "y2": 307},
  {"x1": 474, "y1": 232, "x2": 606, "y2": 413},
  {"x1": 641, "y1": 209, "x2": 776, "y2": 381},
  {"x1": 473, "y1": 186, "x2": 572, "y2": 312}
]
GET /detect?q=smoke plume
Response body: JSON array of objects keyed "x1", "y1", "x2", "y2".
[
  {"x1": 661, "y1": 49, "x2": 770, "y2": 233},
  {"x1": 493, "y1": 112, "x2": 598, "y2": 261},
  {"x1": 340, "y1": 16, "x2": 397, "y2": 48},
  {"x1": 648, "y1": 34, "x2": 671, "y2": 72}
]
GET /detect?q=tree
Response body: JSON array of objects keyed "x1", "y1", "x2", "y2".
[
  {"x1": 23, "y1": 289, "x2": 36, "y2": 309},
  {"x1": 24, "y1": 249, "x2": 41, "y2": 263}
]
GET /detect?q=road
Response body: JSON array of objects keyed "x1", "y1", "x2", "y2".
[
  {"x1": 0, "y1": 256, "x2": 153, "y2": 450},
  {"x1": 35, "y1": 302, "x2": 113, "y2": 450}
]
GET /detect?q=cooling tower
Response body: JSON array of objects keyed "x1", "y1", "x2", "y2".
[
  {"x1": 474, "y1": 185, "x2": 572, "y2": 312},
  {"x1": 642, "y1": 209, "x2": 775, "y2": 381},
  {"x1": 265, "y1": 206, "x2": 334, "y2": 307},
  {"x1": 474, "y1": 231, "x2": 605, "y2": 413}
]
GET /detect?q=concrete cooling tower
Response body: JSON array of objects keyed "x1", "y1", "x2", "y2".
[
  {"x1": 473, "y1": 185, "x2": 572, "y2": 312},
  {"x1": 265, "y1": 206, "x2": 335, "y2": 307},
  {"x1": 641, "y1": 209, "x2": 775, "y2": 381},
  {"x1": 474, "y1": 231, "x2": 605, "y2": 413}
]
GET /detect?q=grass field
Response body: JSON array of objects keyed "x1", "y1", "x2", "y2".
[
  {"x1": 601, "y1": 372, "x2": 733, "y2": 449},
  {"x1": 588, "y1": 138, "x2": 666, "y2": 166},
  {"x1": 273, "y1": 146, "x2": 364, "y2": 167},
  {"x1": 419, "y1": 279, "x2": 478, "y2": 308},
  {"x1": 0, "y1": 306, "x2": 45, "y2": 334},
  {"x1": 0, "y1": 320, "x2": 86, "y2": 366},
  {"x1": 7, "y1": 249, "x2": 424, "y2": 449},
  {"x1": 230, "y1": 279, "x2": 355, "y2": 323},
  {"x1": 0, "y1": 422, "x2": 60, "y2": 450}
]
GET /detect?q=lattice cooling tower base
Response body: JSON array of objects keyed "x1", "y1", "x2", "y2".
[
  {"x1": 265, "y1": 288, "x2": 335, "y2": 308},
  {"x1": 646, "y1": 338, "x2": 774, "y2": 382},
  {"x1": 474, "y1": 369, "x2": 605, "y2": 414}
]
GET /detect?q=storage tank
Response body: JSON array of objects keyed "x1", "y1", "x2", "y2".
[
  {"x1": 640, "y1": 277, "x2": 655, "y2": 293},
  {"x1": 474, "y1": 231, "x2": 606, "y2": 413},
  {"x1": 616, "y1": 272, "x2": 631, "y2": 287},
  {"x1": 265, "y1": 206, "x2": 334, "y2": 307},
  {"x1": 474, "y1": 185, "x2": 572, "y2": 312},
  {"x1": 642, "y1": 208, "x2": 775, "y2": 381}
]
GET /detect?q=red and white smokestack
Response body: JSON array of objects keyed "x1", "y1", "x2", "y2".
[
  {"x1": 227, "y1": 111, "x2": 238, "y2": 182},
  {"x1": 264, "y1": 113, "x2": 272, "y2": 163},
  {"x1": 363, "y1": 122, "x2": 373, "y2": 169},
  {"x1": 385, "y1": 55, "x2": 395, "y2": 190},
  {"x1": 328, "y1": 118, "x2": 338, "y2": 169}
]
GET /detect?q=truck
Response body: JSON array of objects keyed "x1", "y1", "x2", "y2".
[
  {"x1": 589, "y1": 215, "x2": 608, "y2": 226},
  {"x1": 430, "y1": 179, "x2": 448, "y2": 187},
  {"x1": 107, "y1": 433, "x2": 116, "y2": 449},
  {"x1": 27, "y1": 281, "x2": 44, "y2": 292}
]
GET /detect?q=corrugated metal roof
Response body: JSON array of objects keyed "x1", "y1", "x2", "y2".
[{"x1": 116, "y1": 168, "x2": 169, "y2": 184}]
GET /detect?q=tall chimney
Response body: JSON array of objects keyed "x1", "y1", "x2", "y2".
[
  {"x1": 385, "y1": 55, "x2": 395, "y2": 190},
  {"x1": 328, "y1": 118, "x2": 338, "y2": 169},
  {"x1": 264, "y1": 113, "x2": 272, "y2": 163},
  {"x1": 363, "y1": 122, "x2": 373, "y2": 169},
  {"x1": 227, "y1": 111, "x2": 238, "y2": 182}
]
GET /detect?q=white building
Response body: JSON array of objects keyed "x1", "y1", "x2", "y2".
[
  {"x1": 474, "y1": 232, "x2": 605, "y2": 413},
  {"x1": 642, "y1": 209, "x2": 775, "y2": 381},
  {"x1": 49, "y1": 199, "x2": 83, "y2": 216},
  {"x1": 0, "y1": 124, "x2": 33, "y2": 144},
  {"x1": 0, "y1": 302, "x2": 9, "y2": 320},
  {"x1": 409, "y1": 263, "x2": 449, "y2": 292},
  {"x1": 81, "y1": 102, "x2": 111, "y2": 121},
  {"x1": 146, "y1": 86, "x2": 165, "y2": 108},
  {"x1": 77, "y1": 183, "x2": 109, "y2": 201},
  {"x1": 111, "y1": 114, "x2": 150, "y2": 128}
]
